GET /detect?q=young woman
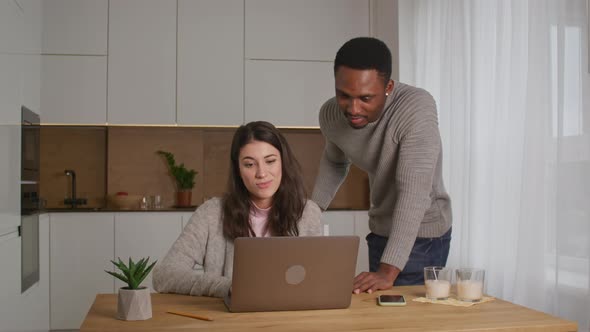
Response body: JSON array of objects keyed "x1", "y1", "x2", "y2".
[{"x1": 153, "y1": 121, "x2": 322, "y2": 298}]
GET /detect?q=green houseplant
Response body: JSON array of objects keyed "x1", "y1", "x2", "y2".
[
  {"x1": 156, "y1": 150, "x2": 198, "y2": 207},
  {"x1": 105, "y1": 257, "x2": 157, "y2": 321}
]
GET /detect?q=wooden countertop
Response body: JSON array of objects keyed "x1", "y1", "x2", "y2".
[{"x1": 80, "y1": 286, "x2": 577, "y2": 331}]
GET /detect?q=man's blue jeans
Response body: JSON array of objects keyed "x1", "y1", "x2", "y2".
[{"x1": 367, "y1": 228, "x2": 452, "y2": 286}]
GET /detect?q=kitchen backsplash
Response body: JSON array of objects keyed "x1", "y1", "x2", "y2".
[
  {"x1": 40, "y1": 126, "x2": 107, "y2": 208},
  {"x1": 40, "y1": 126, "x2": 369, "y2": 210}
]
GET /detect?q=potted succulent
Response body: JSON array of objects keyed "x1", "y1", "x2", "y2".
[
  {"x1": 156, "y1": 150, "x2": 198, "y2": 207},
  {"x1": 105, "y1": 257, "x2": 157, "y2": 321}
]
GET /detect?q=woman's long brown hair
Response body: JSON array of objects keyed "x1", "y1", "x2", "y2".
[{"x1": 222, "y1": 121, "x2": 306, "y2": 239}]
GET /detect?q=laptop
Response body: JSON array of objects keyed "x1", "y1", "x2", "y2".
[{"x1": 224, "y1": 236, "x2": 359, "y2": 312}]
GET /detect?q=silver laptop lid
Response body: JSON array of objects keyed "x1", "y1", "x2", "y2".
[{"x1": 228, "y1": 236, "x2": 359, "y2": 312}]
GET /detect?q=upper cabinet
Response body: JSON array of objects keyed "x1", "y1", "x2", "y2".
[
  {"x1": 34, "y1": 0, "x2": 376, "y2": 126},
  {"x1": 41, "y1": 55, "x2": 107, "y2": 124},
  {"x1": 0, "y1": 0, "x2": 42, "y2": 54},
  {"x1": 21, "y1": 54, "x2": 41, "y2": 114},
  {"x1": 0, "y1": 0, "x2": 42, "y2": 238},
  {"x1": 107, "y1": 0, "x2": 176, "y2": 125},
  {"x1": 0, "y1": 54, "x2": 22, "y2": 125},
  {"x1": 0, "y1": 0, "x2": 24, "y2": 54},
  {"x1": 245, "y1": 0, "x2": 370, "y2": 61},
  {"x1": 42, "y1": 0, "x2": 108, "y2": 55},
  {"x1": 245, "y1": 60, "x2": 333, "y2": 127},
  {"x1": 18, "y1": 0, "x2": 43, "y2": 55},
  {"x1": 177, "y1": 0, "x2": 244, "y2": 126},
  {"x1": 243, "y1": 0, "x2": 370, "y2": 127}
]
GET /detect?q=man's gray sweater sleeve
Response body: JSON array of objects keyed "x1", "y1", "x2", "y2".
[
  {"x1": 298, "y1": 200, "x2": 323, "y2": 235},
  {"x1": 312, "y1": 139, "x2": 351, "y2": 210}
]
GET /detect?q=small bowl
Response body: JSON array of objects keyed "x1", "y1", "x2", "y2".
[{"x1": 109, "y1": 194, "x2": 142, "y2": 210}]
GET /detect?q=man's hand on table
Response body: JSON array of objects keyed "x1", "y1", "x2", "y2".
[{"x1": 352, "y1": 263, "x2": 401, "y2": 294}]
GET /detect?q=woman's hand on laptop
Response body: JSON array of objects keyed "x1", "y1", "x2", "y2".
[{"x1": 352, "y1": 263, "x2": 401, "y2": 294}]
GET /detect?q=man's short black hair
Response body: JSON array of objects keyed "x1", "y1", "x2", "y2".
[{"x1": 334, "y1": 37, "x2": 392, "y2": 84}]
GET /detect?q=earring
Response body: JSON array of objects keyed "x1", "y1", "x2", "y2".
[{"x1": 385, "y1": 93, "x2": 389, "y2": 96}]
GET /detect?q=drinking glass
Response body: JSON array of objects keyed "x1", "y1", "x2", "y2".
[
  {"x1": 151, "y1": 195, "x2": 162, "y2": 209},
  {"x1": 456, "y1": 268, "x2": 485, "y2": 302},
  {"x1": 140, "y1": 196, "x2": 148, "y2": 210},
  {"x1": 424, "y1": 266, "x2": 452, "y2": 300}
]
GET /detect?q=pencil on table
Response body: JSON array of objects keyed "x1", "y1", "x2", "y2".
[{"x1": 167, "y1": 310, "x2": 213, "y2": 321}]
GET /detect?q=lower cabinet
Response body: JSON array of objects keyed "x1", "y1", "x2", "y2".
[
  {"x1": 321, "y1": 211, "x2": 370, "y2": 275},
  {"x1": 0, "y1": 214, "x2": 50, "y2": 332},
  {"x1": 49, "y1": 212, "x2": 184, "y2": 330},
  {"x1": 50, "y1": 213, "x2": 115, "y2": 330},
  {"x1": 181, "y1": 212, "x2": 194, "y2": 229},
  {"x1": 352, "y1": 211, "x2": 371, "y2": 275},
  {"x1": 114, "y1": 212, "x2": 183, "y2": 291}
]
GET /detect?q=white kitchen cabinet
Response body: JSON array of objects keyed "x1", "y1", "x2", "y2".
[
  {"x1": 321, "y1": 211, "x2": 369, "y2": 275},
  {"x1": 0, "y1": 54, "x2": 21, "y2": 237},
  {"x1": 0, "y1": 236, "x2": 21, "y2": 331},
  {"x1": 0, "y1": 0, "x2": 24, "y2": 54},
  {"x1": 181, "y1": 212, "x2": 194, "y2": 229},
  {"x1": 21, "y1": 54, "x2": 41, "y2": 113},
  {"x1": 108, "y1": 0, "x2": 176, "y2": 125},
  {"x1": 50, "y1": 213, "x2": 115, "y2": 330},
  {"x1": 353, "y1": 211, "x2": 370, "y2": 274},
  {"x1": 17, "y1": 0, "x2": 42, "y2": 55},
  {"x1": 0, "y1": 214, "x2": 52, "y2": 331},
  {"x1": 10, "y1": 0, "x2": 42, "y2": 115},
  {"x1": 245, "y1": 60, "x2": 333, "y2": 127},
  {"x1": 321, "y1": 211, "x2": 355, "y2": 237},
  {"x1": 0, "y1": 53, "x2": 22, "y2": 125},
  {"x1": 15, "y1": 213, "x2": 51, "y2": 331},
  {"x1": 1, "y1": 53, "x2": 41, "y2": 123},
  {"x1": 41, "y1": 55, "x2": 107, "y2": 124},
  {"x1": 177, "y1": 0, "x2": 243, "y2": 126},
  {"x1": 245, "y1": 0, "x2": 369, "y2": 61},
  {"x1": 0, "y1": 213, "x2": 51, "y2": 331},
  {"x1": 42, "y1": 0, "x2": 108, "y2": 55},
  {"x1": 114, "y1": 212, "x2": 183, "y2": 291}
]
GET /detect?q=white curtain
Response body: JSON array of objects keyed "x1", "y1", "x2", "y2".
[{"x1": 399, "y1": 0, "x2": 590, "y2": 329}]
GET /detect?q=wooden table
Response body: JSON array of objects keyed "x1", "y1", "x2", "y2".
[{"x1": 80, "y1": 286, "x2": 577, "y2": 331}]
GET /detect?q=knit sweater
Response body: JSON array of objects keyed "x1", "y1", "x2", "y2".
[
  {"x1": 312, "y1": 81, "x2": 452, "y2": 270},
  {"x1": 152, "y1": 197, "x2": 322, "y2": 298}
]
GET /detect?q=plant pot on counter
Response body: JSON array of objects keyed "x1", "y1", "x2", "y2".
[
  {"x1": 176, "y1": 190, "x2": 192, "y2": 207},
  {"x1": 117, "y1": 287, "x2": 152, "y2": 321}
]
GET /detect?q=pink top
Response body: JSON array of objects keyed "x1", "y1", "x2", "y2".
[{"x1": 249, "y1": 202, "x2": 271, "y2": 237}]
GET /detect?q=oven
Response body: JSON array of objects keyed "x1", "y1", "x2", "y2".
[{"x1": 21, "y1": 106, "x2": 40, "y2": 293}]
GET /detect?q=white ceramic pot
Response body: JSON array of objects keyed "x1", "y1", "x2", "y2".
[{"x1": 117, "y1": 287, "x2": 152, "y2": 321}]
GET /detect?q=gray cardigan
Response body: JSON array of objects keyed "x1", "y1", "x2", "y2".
[{"x1": 153, "y1": 197, "x2": 322, "y2": 298}]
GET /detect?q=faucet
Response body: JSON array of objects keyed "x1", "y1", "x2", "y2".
[{"x1": 64, "y1": 169, "x2": 87, "y2": 208}]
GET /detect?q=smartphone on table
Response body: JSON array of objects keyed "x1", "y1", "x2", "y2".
[{"x1": 378, "y1": 294, "x2": 407, "y2": 306}]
